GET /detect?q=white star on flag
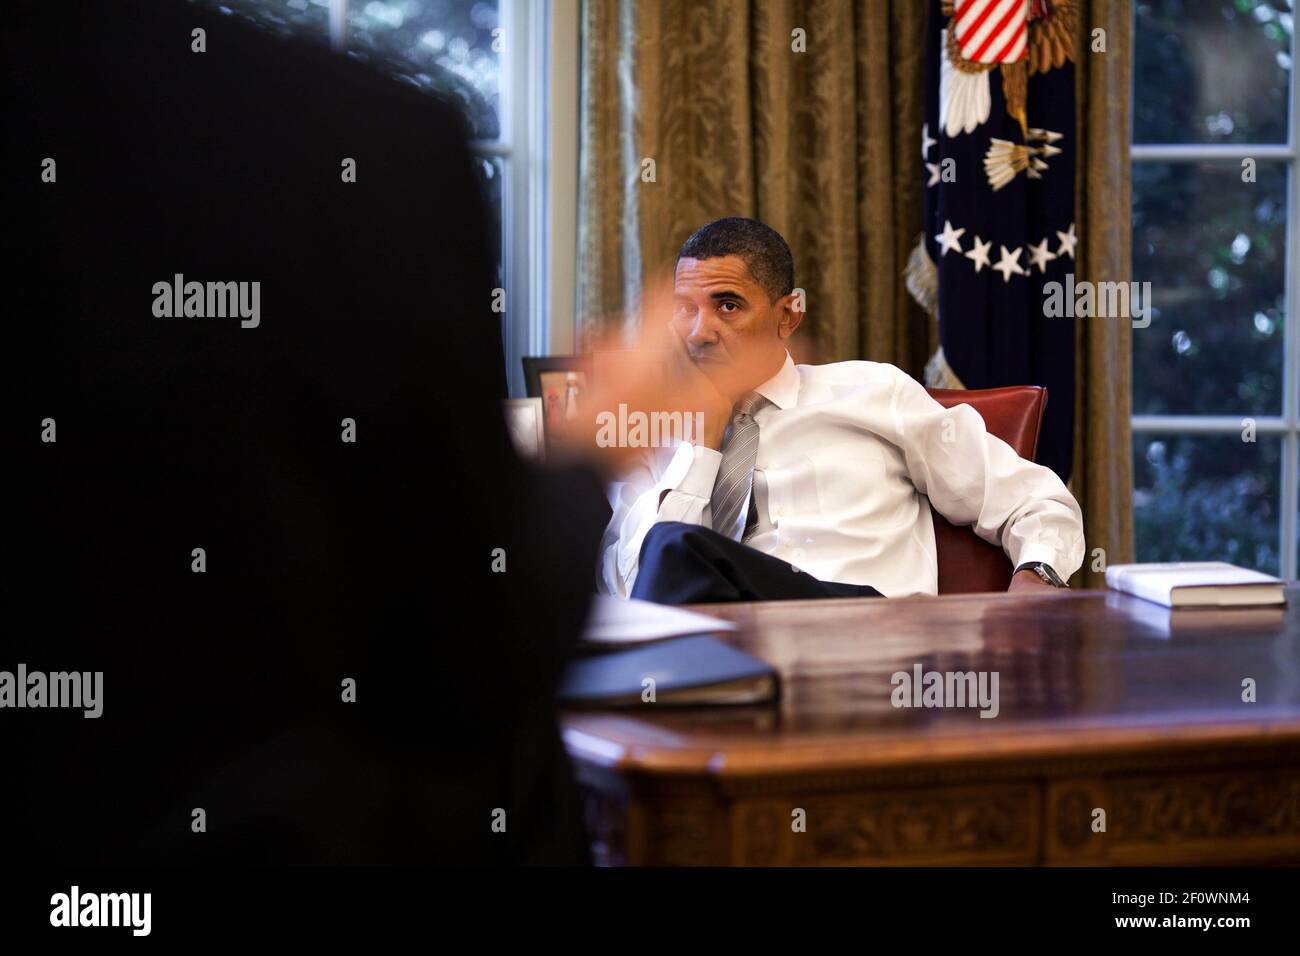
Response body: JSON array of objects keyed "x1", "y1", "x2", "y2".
[
  {"x1": 1026, "y1": 237, "x2": 1057, "y2": 273},
  {"x1": 921, "y1": 123, "x2": 937, "y2": 158},
  {"x1": 992, "y1": 245, "x2": 1026, "y2": 283},
  {"x1": 926, "y1": 162, "x2": 941, "y2": 187},
  {"x1": 964, "y1": 235, "x2": 992, "y2": 273},
  {"x1": 935, "y1": 220, "x2": 966, "y2": 257},
  {"x1": 1056, "y1": 223, "x2": 1077, "y2": 259}
]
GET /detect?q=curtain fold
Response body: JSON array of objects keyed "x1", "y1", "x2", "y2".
[
  {"x1": 1073, "y1": 0, "x2": 1135, "y2": 586},
  {"x1": 578, "y1": 0, "x2": 932, "y2": 369}
]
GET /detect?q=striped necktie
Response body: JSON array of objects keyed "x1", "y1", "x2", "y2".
[{"x1": 710, "y1": 392, "x2": 766, "y2": 541}]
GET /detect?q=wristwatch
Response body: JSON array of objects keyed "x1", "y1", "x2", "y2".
[{"x1": 1013, "y1": 561, "x2": 1069, "y2": 588}]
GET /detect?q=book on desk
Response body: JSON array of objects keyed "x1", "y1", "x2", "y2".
[{"x1": 1105, "y1": 561, "x2": 1286, "y2": 608}]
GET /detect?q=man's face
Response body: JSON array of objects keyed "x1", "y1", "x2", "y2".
[{"x1": 672, "y1": 254, "x2": 796, "y2": 397}]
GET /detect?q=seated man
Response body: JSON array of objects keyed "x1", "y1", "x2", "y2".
[{"x1": 599, "y1": 217, "x2": 1084, "y2": 604}]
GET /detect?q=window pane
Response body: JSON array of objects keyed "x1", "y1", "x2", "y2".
[
  {"x1": 1131, "y1": 162, "x2": 1287, "y2": 415},
  {"x1": 199, "y1": 0, "x2": 331, "y2": 41},
  {"x1": 347, "y1": 0, "x2": 501, "y2": 140},
  {"x1": 1134, "y1": 0, "x2": 1293, "y2": 145},
  {"x1": 1133, "y1": 433, "x2": 1281, "y2": 574}
]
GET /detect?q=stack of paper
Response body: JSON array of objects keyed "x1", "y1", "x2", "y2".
[{"x1": 581, "y1": 594, "x2": 737, "y2": 645}]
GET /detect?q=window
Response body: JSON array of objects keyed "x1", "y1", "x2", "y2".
[
  {"x1": 1131, "y1": 1, "x2": 1297, "y2": 577},
  {"x1": 197, "y1": 0, "x2": 577, "y2": 396}
]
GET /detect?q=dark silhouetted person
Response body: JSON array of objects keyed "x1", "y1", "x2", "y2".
[{"x1": 3, "y1": 0, "x2": 606, "y2": 865}]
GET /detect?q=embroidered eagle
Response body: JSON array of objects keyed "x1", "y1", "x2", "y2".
[{"x1": 938, "y1": 0, "x2": 1076, "y2": 189}]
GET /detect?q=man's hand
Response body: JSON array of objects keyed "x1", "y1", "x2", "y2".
[
  {"x1": 666, "y1": 325, "x2": 733, "y2": 450},
  {"x1": 1007, "y1": 569, "x2": 1058, "y2": 593},
  {"x1": 547, "y1": 272, "x2": 735, "y2": 473}
]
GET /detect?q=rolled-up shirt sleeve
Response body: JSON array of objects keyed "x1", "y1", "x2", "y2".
[
  {"x1": 890, "y1": 371, "x2": 1085, "y2": 582},
  {"x1": 598, "y1": 442, "x2": 723, "y2": 597}
]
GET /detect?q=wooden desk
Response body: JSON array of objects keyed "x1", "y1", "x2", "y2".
[{"x1": 562, "y1": 587, "x2": 1300, "y2": 865}]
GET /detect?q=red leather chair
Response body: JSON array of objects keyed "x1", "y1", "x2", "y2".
[{"x1": 925, "y1": 385, "x2": 1048, "y2": 594}]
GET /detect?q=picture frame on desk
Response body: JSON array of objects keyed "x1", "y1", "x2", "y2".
[
  {"x1": 523, "y1": 355, "x2": 591, "y2": 437},
  {"x1": 502, "y1": 397, "x2": 546, "y2": 461},
  {"x1": 524, "y1": 351, "x2": 673, "y2": 448}
]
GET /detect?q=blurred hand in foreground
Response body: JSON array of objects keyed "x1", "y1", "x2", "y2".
[{"x1": 547, "y1": 271, "x2": 782, "y2": 477}]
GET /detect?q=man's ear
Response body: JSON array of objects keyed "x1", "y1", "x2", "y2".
[{"x1": 776, "y1": 292, "x2": 803, "y2": 339}]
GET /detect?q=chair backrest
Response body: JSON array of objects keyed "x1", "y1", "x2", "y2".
[{"x1": 925, "y1": 386, "x2": 1048, "y2": 594}]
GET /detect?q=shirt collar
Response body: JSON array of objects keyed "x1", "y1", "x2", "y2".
[{"x1": 752, "y1": 351, "x2": 799, "y2": 410}]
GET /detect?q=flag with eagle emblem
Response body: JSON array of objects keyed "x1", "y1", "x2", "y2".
[{"x1": 910, "y1": 0, "x2": 1078, "y2": 482}]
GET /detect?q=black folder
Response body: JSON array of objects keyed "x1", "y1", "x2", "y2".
[{"x1": 559, "y1": 635, "x2": 779, "y2": 707}]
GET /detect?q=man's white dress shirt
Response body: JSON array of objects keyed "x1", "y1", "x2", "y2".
[{"x1": 599, "y1": 352, "x2": 1084, "y2": 598}]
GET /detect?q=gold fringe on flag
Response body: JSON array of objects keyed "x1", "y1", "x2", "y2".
[
  {"x1": 924, "y1": 346, "x2": 967, "y2": 390},
  {"x1": 927, "y1": 3, "x2": 979, "y2": 386},
  {"x1": 905, "y1": 236, "x2": 966, "y2": 390},
  {"x1": 905, "y1": 235, "x2": 938, "y2": 320}
]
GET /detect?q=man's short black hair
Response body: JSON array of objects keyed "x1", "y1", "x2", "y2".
[{"x1": 677, "y1": 217, "x2": 795, "y2": 303}]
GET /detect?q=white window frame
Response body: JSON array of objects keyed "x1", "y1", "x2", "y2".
[
  {"x1": 1130, "y1": 25, "x2": 1300, "y2": 580},
  {"x1": 327, "y1": 0, "x2": 580, "y2": 397},
  {"x1": 494, "y1": 0, "x2": 581, "y2": 396}
]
